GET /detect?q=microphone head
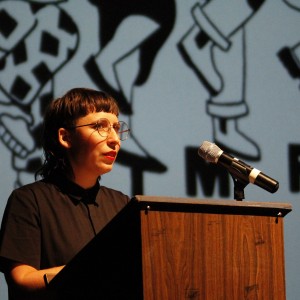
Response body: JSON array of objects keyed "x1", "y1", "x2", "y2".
[{"x1": 198, "y1": 141, "x2": 222, "y2": 163}]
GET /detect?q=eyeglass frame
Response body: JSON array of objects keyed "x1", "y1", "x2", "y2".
[{"x1": 67, "y1": 118, "x2": 130, "y2": 141}]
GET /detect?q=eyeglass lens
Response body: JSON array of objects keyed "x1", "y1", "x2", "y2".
[{"x1": 97, "y1": 119, "x2": 129, "y2": 141}]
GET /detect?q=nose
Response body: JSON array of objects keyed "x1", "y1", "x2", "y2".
[{"x1": 107, "y1": 127, "x2": 120, "y2": 144}]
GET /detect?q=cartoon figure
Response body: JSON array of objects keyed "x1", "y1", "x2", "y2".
[
  {"x1": 0, "y1": 0, "x2": 79, "y2": 186},
  {"x1": 178, "y1": 0, "x2": 266, "y2": 160},
  {"x1": 278, "y1": 0, "x2": 300, "y2": 86},
  {"x1": 84, "y1": 0, "x2": 176, "y2": 193}
]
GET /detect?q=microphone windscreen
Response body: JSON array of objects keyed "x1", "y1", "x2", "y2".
[{"x1": 198, "y1": 141, "x2": 222, "y2": 163}]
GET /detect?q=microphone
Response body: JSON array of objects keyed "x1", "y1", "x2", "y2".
[{"x1": 198, "y1": 141, "x2": 279, "y2": 193}]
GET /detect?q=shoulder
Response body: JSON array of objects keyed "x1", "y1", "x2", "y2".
[
  {"x1": 7, "y1": 179, "x2": 61, "y2": 210},
  {"x1": 96, "y1": 186, "x2": 131, "y2": 222},
  {"x1": 98, "y1": 186, "x2": 131, "y2": 212},
  {"x1": 9, "y1": 180, "x2": 55, "y2": 198},
  {"x1": 99, "y1": 186, "x2": 130, "y2": 203},
  {"x1": 12, "y1": 179, "x2": 53, "y2": 190},
  {"x1": 8, "y1": 180, "x2": 42, "y2": 200}
]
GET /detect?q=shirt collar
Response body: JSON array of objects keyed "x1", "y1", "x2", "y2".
[{"x1": 46, "y1": 173, "x2": 100, "y2": 205}]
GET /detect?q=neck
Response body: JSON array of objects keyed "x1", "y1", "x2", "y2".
[
  {"x1": 76, "y1": 177, "x2": 99, "y2": 189},
  {"x1": 65, "y1": 172, "x2": 99, "y2": 189}
]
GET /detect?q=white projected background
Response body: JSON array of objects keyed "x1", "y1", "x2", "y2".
[{"x1": 0, "y1": 1, "x2": 299, "y2": 299}]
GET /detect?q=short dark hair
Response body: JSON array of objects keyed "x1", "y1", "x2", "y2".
[{"x1": 36, "y1": 87, "x2": 119, "y2": 179}]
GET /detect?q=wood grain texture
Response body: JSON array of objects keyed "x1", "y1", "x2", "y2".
[{"x1": 141, "y1": 210, "x2": 286, "y2": 300}]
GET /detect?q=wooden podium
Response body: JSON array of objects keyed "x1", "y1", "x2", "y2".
[{"x1": 49, "y1": 196, "x2": 292, "y2": 300}]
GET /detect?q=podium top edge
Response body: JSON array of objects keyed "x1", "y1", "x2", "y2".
[{"x1": 132, "y1": 195, "x2": 292, "y2": 217}]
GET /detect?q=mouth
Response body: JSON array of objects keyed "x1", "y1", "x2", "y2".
[
  {"x1": 103, "y1": 151, "x2": 117, "y2": 161},
  {"x1": 0, "y1": 117, "x2": 33, "y2": 158}
]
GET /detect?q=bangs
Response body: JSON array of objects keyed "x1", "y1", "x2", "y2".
[{"x1": 65, "y1": 88, "x2": 119, "y2": 120}]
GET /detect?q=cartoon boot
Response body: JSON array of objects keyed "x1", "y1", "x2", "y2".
[
  {"x1": 178, "y1": 0, "x2": 265, "y2": 95},
  {"x1": 207, "y1": 100, "x2": 260, "y2": 161}
]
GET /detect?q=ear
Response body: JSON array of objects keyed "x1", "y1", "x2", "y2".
[{"x1": 58, "y1": 128, "x2": 72, "y2": 149}]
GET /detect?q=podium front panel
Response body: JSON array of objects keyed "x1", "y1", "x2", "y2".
[{"x1": 136, "y1": 196, "x2": 291, "y2": 300}]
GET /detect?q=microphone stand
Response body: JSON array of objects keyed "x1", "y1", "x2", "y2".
[{"x1": 228, "y1": 170, "x2": 249, "y2": 201}]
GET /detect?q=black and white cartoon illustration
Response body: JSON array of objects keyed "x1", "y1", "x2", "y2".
[
  {"x1": 84, "y1": 0, "x2": 177, "y2": 193},
  {"x1": 277, "y1": 0, "x2": 300, "y2": 194},
  {"x1": 177, "y1": 0, "x2": 266, "y2": 161},
  {"x1": 0, "y1": 2, "x2": 300, "y2": 299},
  {"x1": 0, "y1": 0, "x2": 178, "y2": 194},
  {"x1": 278, "y1": 1, "x2": 300, "y2": 86},
  {"x1": 0, "y1": 0, "x2": 79, "y2": 187}
]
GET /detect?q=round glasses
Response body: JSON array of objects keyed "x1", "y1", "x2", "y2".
[{"x1": 70, "y1": 118, "x2": 130, "y2": 141}]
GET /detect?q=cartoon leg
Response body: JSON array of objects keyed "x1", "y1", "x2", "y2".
[
  {"x1": 85, "y1": 15, "x2": 167, "y2": 193},
  {"x1": 178, "y1": 0, "x2": 265, "y2": 95},
  {"x1": 207, "y1": 29, "x2": 260, "y2": 160},
  {"x1": 85, "y1": 16, "x2": 159, "y2": 115}
]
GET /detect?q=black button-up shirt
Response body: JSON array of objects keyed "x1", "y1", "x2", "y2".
[{"x1": 0, "y1": 174, "x2": 130, "y2": 271}]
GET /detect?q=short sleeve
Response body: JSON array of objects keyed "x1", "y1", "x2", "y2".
[{"x1": 0, "y1": 187, "x2": 41, "y2": 272}]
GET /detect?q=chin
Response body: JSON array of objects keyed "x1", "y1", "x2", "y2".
[{"x1": 100, "y1": 166, "x2": 114, "y2": 175}]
